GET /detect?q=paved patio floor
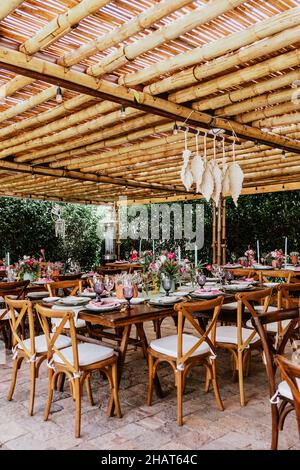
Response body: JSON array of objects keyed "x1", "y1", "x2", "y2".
[{"x1": 0, "y1": 318, "x2": 299, "y2": 450}]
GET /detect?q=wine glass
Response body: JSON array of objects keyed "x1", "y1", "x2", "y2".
[
  {"x1": 104, "y1": 275, "x2": 114, "y2": 296},
  {"x1": 224, "y1": 270, "x2": 234, "y2": 284},
  {"x1": 196, "y1": 272, "x2": 206, "y2": 289},
  {"x1": 162, "y1": 276, "x2": 172, "y2": 296},
  {"x1": 123, "y1": 285, "x2": 134, "y2": 309},
  {"x1": 94, "y1": 281, "x2": 104, "y2": 302}
]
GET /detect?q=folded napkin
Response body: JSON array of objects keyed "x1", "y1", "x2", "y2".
[
  {"x1": 194, "y1": 288, "x2": 222, "y2": 294},
  {"x1": 89, "y1": 299, "x2": 120, "y2": 308}
]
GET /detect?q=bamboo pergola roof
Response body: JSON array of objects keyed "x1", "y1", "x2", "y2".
[{"x1": 0, "y1": 0, "x2": 300, "y2": 204}]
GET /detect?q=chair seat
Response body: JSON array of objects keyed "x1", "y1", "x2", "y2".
[
  {"x1": 53, "y1": 342, "x2": 114, "y2": 367},
  {"x1": 215, "y1": 326, "x2": 260, "y2": 345},
  {"x1": 150, "y1": 334, "x2": 211, "y2": 358},
  {"x1": 278, "y1": 379, "x2": 300, "y2": 401},
  {"x1": 221, "y1": 302, "x2": 238, "y2": 311},
  {"x1": 18, "y1": 334, "x2": 72, "y2": 354},
  {"x1": 0, "y1": 308, "x2": 18, "y2": 321},
  {"x1": 51, "y1": 317, "x2": 86, "y2": 329}
]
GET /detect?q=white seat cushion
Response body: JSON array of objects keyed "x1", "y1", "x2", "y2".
[
  {"x1": 51, "y1": 317, "x2": 86, "y2": 329},
  {"x1": 18, "y1": 334, "x2": 72, "y2": 354},
  {"x1": 150, "y1": 334, "x2": 211, "y2": 358},
  {"x1": 53, "y1": 342, "x2": 114, "y2": 366},
  {"x1": 221, "y1": 302, "x2": 238, "y2": 311},
  {"x1": 278, "y1": 379, "x2": 300, "y2": 401},
  {"x1": 215, "y1": 325, "x2": 260, "y2": 345},
  {"x1": 0, "y1": 308, "x2": 18, "y2": 321}
]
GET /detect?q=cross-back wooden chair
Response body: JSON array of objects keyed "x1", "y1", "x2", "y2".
[
  {"x1": 275, "y1": 354, "x2": 300, "y2": 438},
  {"x1": 35, "y1": 304, "x2": 122, "y2": 438},
  {"x1": 47, "y1": 279, "x2": 83, "y2": 297},
  {"x1": 147, "y1": 296, "x2": 224, "y2": 426},
  {"x1": 5, "y1": 297, "x2": 71, "y2": 415},
  {"x1": 258, "y1": 269, "x2": 294, "y2": 285},
  {"x1": 230, "y1": 269, "x2": 257, "y2": 280},
  {"x1": 0, "y1": 280, "x2": 29, "y2": 349},
  {"x1": 216, "y1": 288, "x2": 273, "y2": 407},
  {"x1": 240, "y1": 294, "x2": 299, "y2": 449},
  {"x1": 275, "y1": 283, "x2": 300, "y2": 339}
]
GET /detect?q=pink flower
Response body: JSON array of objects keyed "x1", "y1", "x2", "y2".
[
  {"x1": 168, "y1": 252, "x2": 176, "y2": 260},
  {"x1": 40, "y1": 249, "x2": 45, "y2": 254},
  {"x1": 206, "y1": 264, "x2": 212, "y2": 272},
  {"x1": 39, "y1": 257, "x2": 43, "y2": 262}
]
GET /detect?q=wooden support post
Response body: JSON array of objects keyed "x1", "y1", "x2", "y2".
[
  {"x1": 222, "y1": 197, "x2": 227, "y2": 265},
  {"x1": 217, "y1": 200, "x2": 222, "y2": 266},
  {"x1": 114, "y1": 203, "x2": 121, "y2": 261},
  {"x1": 212, "y1": 202, "x2": 217, "y2": 264}
]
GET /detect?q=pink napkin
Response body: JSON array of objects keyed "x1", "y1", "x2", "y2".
[
  {"x1": 89, "y1": 299, "x2": 119, "y2": 308},
  {"x1": 195, "y1": 288, "x2": 222, "y2": 295}
]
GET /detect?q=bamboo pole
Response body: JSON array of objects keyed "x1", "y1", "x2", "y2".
[
  {"x1": 170, "y1": 49, "x2": 300, "y2": 104},
  {"x1": 193, "y1": 69, "x2": 300, "y2": 112},
  {"x1": 87, "y1": 0, "x2": 246, "y2": 77},
  {"x1": 217, "y1": 88, "x2": 297, "y2": 118},
  {"x1": 238, "y1": 101, "x2": 300, "y2": 125},
  {"x1": 212, "y1": 202, "x2": 217, "y2": 265},
  {"x1": 0, "y1": 86, "x2": 58, "y2": 125},
  {"x1": 58, "y1": 0, "x2": 193, "y2": 67},
  {"x1": 121, "y1": 7, "x2": 300, "y2": 89},
  {"x1": 222, "y1": 198, "x2": 227, "y2": 266},
  {"x1": 0, "y1": 1, "x2": 24, "y2": 20},
  {"x1": 19, "y1": 0, "x2": 111, "y2": 55},
  {"x1": 0, "y1": 95, "x2": 93, "y2": 140},
  {"x1": 252, "y1": 112, "x2": 300, "y2": 129},
  {"x1": 0, "y1": 46, "x2": 300, "y2": 158},
  {"x1": 217, "y1": 201, "x2": 222, "y2": 266},
  {"x1": 0, "y1": 76, "x2": 34, "y2": 99}
]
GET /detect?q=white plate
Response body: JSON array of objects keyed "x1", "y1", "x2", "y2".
[
  {"x1": 149, "y1": 297, "x2": 183, "y2": 306},
  {"x1": 85, "y1": 303, "x2": 120, "y2": 312},
  {"x1": 130, "y1": 297, "x2": 148, "y2": 304},
  {"x1": 81, "y1": 291, "x2": 96, "y2": 298},
  {"x1": 42, "y1": 296, "x2": 60, "y2": 303},
  {"x1": 191, "y1": 291, "x2": 223, "y2": 299},
  {"x1": 223, "y1": 264, "x2": 241, "y2": 269},
  {"x1": 27, "y1": 291, "x2": 49, "y2": 299},
  {"x1": 59, "y1": 296, "x2": 88, "y2": 306},
  {"x1": 252, "y1": 265, "x2": 273, "y2": 270},
  {"x1": 263, "y1": 282, "x2": 280, "y2": 288},
  {"x1": 223, "y1": 284, "x2": 251, "y2": 291}
]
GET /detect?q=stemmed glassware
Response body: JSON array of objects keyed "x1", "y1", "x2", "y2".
[
  {"x1": 196, "y1": 272, "x2": 206, "y2": 289},
  {"x1": 123, "y1": 279, "x2": 134, "y2": 309},
  {"x1": 104, "y1": 275, "x2": 114, "y2": 296},
  {"x1": 162, "y1": 276, "x2": 172, "y2": 296},
  {"x1": 94, "y1": 279, "x2": 105, "y2": 302}
]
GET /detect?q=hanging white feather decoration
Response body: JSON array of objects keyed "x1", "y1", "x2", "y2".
[
  {"x1": 191, "y1": 131, "x2": 204, "y2": 193},
  {"x1": 228, "y1": 140, "x2": 244, "y2": 206},
  {"x1": 222, "y1": 166, "x2": 230, "y2": 196},
  {"x1": 180, "y1": 128, "x2": 193, "y2": 191},
  {"x1": 228, "y1": 162, "x2": 244, "y2": 206},
  {"x1": 200, "y1": 160, "x2": 214, "y2": 202}
]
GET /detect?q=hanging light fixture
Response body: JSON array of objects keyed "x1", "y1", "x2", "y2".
[
  {"x1": 120, "y1": 104, "x2": 126, "y2": 118},
  {"x1": 173, "y1": 122, "x2": 178, "y2": 135},
  {"x1": 56, "y1": 86, "x2": 63, "y2": 104}
]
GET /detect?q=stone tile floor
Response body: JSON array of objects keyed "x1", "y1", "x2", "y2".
[{"x1": 0, "y1": 318, "x2": 299, "y2": 450}]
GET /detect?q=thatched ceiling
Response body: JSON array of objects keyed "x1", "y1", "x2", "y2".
[{"x1": 0, "y1": 0, "x2": 300, "y2": 204}]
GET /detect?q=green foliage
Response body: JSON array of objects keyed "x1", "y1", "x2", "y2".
[{"x1": 0, "y1": 198, "x2": 103, "y2": 268}]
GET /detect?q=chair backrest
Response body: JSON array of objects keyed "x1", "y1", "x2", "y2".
[
  {"x1": 47, "y1": 279, "x2": 83, "y2": 297},
  {"x1": 0, "y1": 280, "x2": 29, "y2": 299},
  {"x1": 238, "y1": 289, "x2": 299, "y2": 399},
  {"x1": 5, "y1": 297, "x2": 35, "y2": 358},
  {"x1": 174, "y1": 296, "x2": 223, "y2": 369},
  {"x1": 35, "y1": 303, "x2": 80, "y2": 376},
  {"x1": 277, "y1": 283, "x2": 300, "y2": 310},
  {"x1": 53, "y1": 273, "x2": 83, "y2": 281},
  {"x1": 229, "y1": 269, "x2": 256, "y2": 279},
  {"x1": 258, "y1": 270, "x2": 294, "y2": 284},
  {"x1": 275, "y1": 354, "x2": 300, "y2": 436}
]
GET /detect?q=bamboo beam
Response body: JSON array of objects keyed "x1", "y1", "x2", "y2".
[
  {"x1": 238, "y1": 102, "x2": 300, "y2": 125},
  {"x1": 0, "y1": 160, "x2": 190, "y2": 194},
  {"x1": 86, "y1": 0, "x2": 246, "y2": 77},
  {"x1": 58, "y1": 0, "x2": 193, "y2": 67},
  {"x1": 222, "y1": 198, "x2": 227, "y2": 265},
  {"x1": 19, "y1": 0, "x2": 111, "y2": 55},
  {"x1": 0, "y1": 76, "x2": 33, "y2": 99},
  {"x1": 0, "y1": 46, "x2": 299, "y2": 156},
  {"x1": 120, "y1": 7, "x2": 300, "y2": 90},
  {"x1": 212, "y1": 203, "x2": 217, "y2": 265},
  {"x1": 252, "y1": 112, "x2": 300, "y2": 129},
  {"x1": 0, "y1": 1, "x2": 24, "y2": 20},
  {"x1": 170, "y1": 49, "x2": 300, "y2": 104},
  {"x1": 193, "y1": 69, "x2": 300, "y2": 112}
]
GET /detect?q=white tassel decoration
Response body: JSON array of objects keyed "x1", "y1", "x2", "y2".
[{"x1": 191, "y1": 131, "x2": 204, "y2": 193}]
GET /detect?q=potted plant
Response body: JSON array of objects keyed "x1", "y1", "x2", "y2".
[
  {"x1": 266, "y1": 249, "x2": 284, "y2": 269},
  {"x1": 17, "y1": 256, "x2": 40, "y2": 281},
  {"x1": 290, "y1": 251, "x2": 299, "y2": 265},
  {"x1": 158, "y1": 251, "x2": 179, "y2": 293}
]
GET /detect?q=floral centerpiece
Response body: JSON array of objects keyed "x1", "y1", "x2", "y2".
[
  {"x1": 244, "y1": 246, "x2": 255, "y2": 266},
  {"x1": 266, "y1": 249, "x2": 284, "y2": 268},
  {"x1": 130, "y1": 249, "x2": 139, "y2": 262},
  {"x1": 16, "y1": 256, "x2": 40, "y2": 281},
  {"x1": 290, "y1": 251, "x2": 299, "y2": 265}
]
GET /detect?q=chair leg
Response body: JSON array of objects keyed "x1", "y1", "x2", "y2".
[
  {"x1": 85, "y1": 374, "x2": 94, "y2": 406},
  {"x1": 74, "y1": 378, "x2": 82, "y2": 438},
  {"x1": 111, "y1": 362, "x2": 122, "y2": 418},
  {"x1": 29, "y1": 362, "x2": 36, "y2": 416},
  {"x1": 7, "y1": 356, "x2": 22, "y2": 401},
  {"x1": 238, "y1": 350, "x2": 246, "y2": 407},
  {"x1": 271, "y1": 403, "x2": 279, "y2": 450},
  {"x1": 147, "y1": 353, "x2": 154, "y2": 406},
  {"x1": 44, "y1": 369, "x2": 54, "y2": 421},
  {"x1": 204, "y1": 365, "x2": 211, "y2": 393},
  {"x1": 211, "y1": 360, "x2": 224, "y2": 411},
  {"x1": 176, "y1": 369, "x2": 184, "y2": 426}
]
